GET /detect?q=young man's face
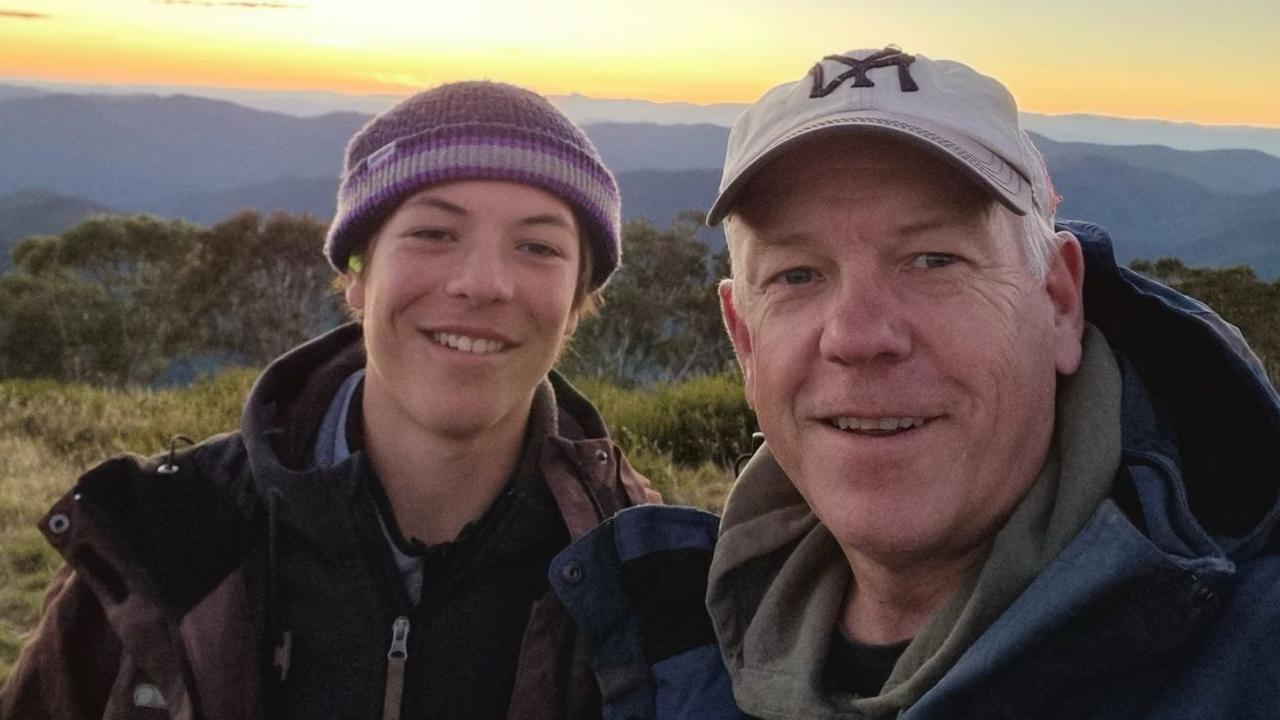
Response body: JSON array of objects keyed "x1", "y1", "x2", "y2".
[
  {"x1": 720, "y1": 137, "x2": 1083, "y2": 570},
  {"x1": 346, "y1": 180, "x2": 581, "y2": 439}
]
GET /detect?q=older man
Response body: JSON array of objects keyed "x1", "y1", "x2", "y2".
[
  {"x1": 547, "y1": 48, "x2": 1280, "y2": 720},
  {"x1": 700, "y1": 47, "x2": 1280, "y2": 719}
]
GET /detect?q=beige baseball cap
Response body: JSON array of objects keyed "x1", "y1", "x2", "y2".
[{"x1": 707, "y1": 47, "x2": 1055, "y2": 226}]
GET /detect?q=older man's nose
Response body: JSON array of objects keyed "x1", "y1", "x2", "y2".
[
  {"x1": 444, "y1": 242, "x2": 516, "y2": 306},
  {"x1": 818, "y1": 276, "x2": 913, "y2": 365}
]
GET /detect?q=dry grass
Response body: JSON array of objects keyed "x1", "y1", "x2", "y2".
[
  {"x1": 0, "y1": 371, "x2": 256, "y2": 682},
  {"x1": 0, "y1": 435, "x2": 84, "y2": 681},
  {"x1": 628, "y1": 445, "x2": 736, "y2": 513}
]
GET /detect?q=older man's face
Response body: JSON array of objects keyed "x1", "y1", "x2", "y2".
[{"x1": 720, "y1": 137, "x2": 1083, "y2": 569}]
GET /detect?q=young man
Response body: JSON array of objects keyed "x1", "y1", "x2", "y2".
[{"x1": 1, "y1": 81, "x2": 659, "y2": 719}]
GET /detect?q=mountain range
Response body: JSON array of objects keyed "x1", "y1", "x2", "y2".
[
  {"x1": 1, "y1": 90, "x2": 1277, "y2": 278},
  {"x1": 5, "y1": 79, "x2": 1280, "y2": 156},
  {"x1": 0, "y1": 189, "x2": 111, "y2": 273}
]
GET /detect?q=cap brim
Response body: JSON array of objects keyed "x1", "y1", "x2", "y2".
[{"x1": 707, "y1": 113, "x2": 1033, "y2": 226}]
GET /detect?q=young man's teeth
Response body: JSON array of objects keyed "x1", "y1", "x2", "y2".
[
  {"x1": 832, "y1": 416, "x2": 924, "y2": 431},
  {"x1": 431, "y1": 332, "x2": 506, "y2": 354}
]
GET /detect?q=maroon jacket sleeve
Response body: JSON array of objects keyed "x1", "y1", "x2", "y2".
[{"x1": 1, "y1": 564, "x2": 124, "y2": 720}]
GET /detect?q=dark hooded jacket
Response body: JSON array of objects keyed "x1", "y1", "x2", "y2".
[
  {"x1": 549, "y1": 221, "x2": 1280, "y2": 719},
  {"x1": 0, "y1": 323, "x2": 660, "y2": 720}
]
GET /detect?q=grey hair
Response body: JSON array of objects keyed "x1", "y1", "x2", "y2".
[
  {"x1": 1020, "y1": 210, "x2": 1062, "y2": 282},
  {"x1": 723, "y1": 214, "x2": 744, "y2": 278}
]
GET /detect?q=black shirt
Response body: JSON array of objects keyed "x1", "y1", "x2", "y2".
[
  {"x1": 275, "y1": 379, "x2": 572, "y2": 719},
  {"x1": 824, "y1": 628, "x2": 911, "y2": 698}
]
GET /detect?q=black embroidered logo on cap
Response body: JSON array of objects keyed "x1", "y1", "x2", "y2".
[{"x1": 810, "y1": 48, "x2": 919, "y2": 98}]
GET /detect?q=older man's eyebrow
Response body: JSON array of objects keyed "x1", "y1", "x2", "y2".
[
  {"x1": 750, "y1": 230, "x2": 813, "y2": 249},
  {"x1": 895, "y1": 219, "x2": 949, "y2": 237},
  {"x1": 896, "y1": 213, "x2": 978, "y2": 237}
]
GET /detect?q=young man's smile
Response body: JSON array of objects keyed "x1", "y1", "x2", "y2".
[{"x1": 347, "y1": 180, "x2": 582, "y2": 438}]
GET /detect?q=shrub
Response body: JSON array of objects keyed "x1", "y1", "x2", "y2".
[
  {"x1": 573, "y1": 371, "x2": 757, "y2": 467},
  {"x1": 0, "y1": 369, "x2": 254, "y2": 470},
  {"x1": 626, "y1": 445, "x2": 735, "y2": 513}
]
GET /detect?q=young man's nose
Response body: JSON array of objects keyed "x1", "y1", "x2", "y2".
[{"x1": 444, "y1": 242, "x2": 516, "y2": 306}]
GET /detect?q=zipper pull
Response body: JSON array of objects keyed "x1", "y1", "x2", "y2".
[
  {"x1": 382, "y1": 616, "x2": 410, "y2": 720},
  {"x1": 388, "y1": 616, "x2": 410, "y2": 660}
]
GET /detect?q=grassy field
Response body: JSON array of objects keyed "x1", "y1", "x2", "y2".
[
  {"x1": 0, "y1": 370, "x2": 747, "y2": 682},
  {"x1": 0, "y1": 434, "x2": 71, "y2": 684}
]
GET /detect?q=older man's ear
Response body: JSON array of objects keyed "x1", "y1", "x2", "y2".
[
  {"x1": 719, "y1": 279, "x2": 756, "y2": 409},
  {"x1": 1046, "y1": 230, "x2": 1087, "y2": 376}
]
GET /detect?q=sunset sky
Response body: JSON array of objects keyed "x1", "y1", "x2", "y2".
[{"x1": 1, "y1": 0, "x2": 1277, "y2": 126}]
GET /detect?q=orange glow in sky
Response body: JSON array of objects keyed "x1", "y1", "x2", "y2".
[{"x1": 1, "y1": 0, "x2": 1277, "y2": 126}]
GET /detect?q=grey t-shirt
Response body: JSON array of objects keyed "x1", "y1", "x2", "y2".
[{"x1": 314, "y1": 369, "x2": 426, "y2": 604}]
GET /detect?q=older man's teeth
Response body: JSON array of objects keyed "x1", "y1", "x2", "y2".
[
  {"x1": 430, "y1": 332, "x2": 506, "y2": 354},
  {"x1": 831, "y1": 417, "x2": 924, "y2": 432}
]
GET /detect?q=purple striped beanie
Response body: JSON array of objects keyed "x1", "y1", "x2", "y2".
[{"x1": 325, "y1": 81, "x2": 621, "y2": 289}]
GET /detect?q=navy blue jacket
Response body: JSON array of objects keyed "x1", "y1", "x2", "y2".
[{"x1": 551, "y1": 222, "x2": 1280, "y2": 719}]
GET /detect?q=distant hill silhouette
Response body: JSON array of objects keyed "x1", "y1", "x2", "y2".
[
  {"x1": 139, "y1": 169, "x2": 722, "y2": 231},
  {"x1": 1034, "y1": 135, "x2": 1280, "y2": 195},
  {"x1": 0, "y1": 93, "x2": 365, "y2": 208},
  {"x1": 150, "y1": 175, "x2": 339, "y2": 225},
  {"x1": 0, "y1": 92, "x2": 1276, "y2": 277},
  {"x1": 0, "y1": 189, "x2": 112, "y2": 273},
  {"x1": 1020, "y1": 112, "x2": 1280, "y2": 159},
  {"x1": 0, "y1": 85, "x2": 43, "y2": 103},
  {"x1": 1044, "y1": 150, "x2": 1280, "y2": 276},
  {"x1": 7, "y1": 79, "x2": 1280, "y2": 158},
  {"x1": 1192, "y1": 190, "x2": 1280, "y2": 273},
  {"x1": 578, "y1": 123, "x2": 730, "y2": 172}
]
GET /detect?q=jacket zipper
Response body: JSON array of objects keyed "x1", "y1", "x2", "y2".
[{"x1": 382, "y1": 616, "x2": 410, "y2": 720}]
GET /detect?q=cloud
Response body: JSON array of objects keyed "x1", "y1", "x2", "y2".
[
  {"x1": 372, "y1": 72, "x2": 440, "y2": 90},
  {"x1": 154, "y1": 0, "x2": 305, "y2": 8},
  {"x1": 0, "y1": 9, "x2": 50, "y2": 18}
]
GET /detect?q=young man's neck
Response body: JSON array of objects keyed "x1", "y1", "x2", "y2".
[{"x1": 359, "y1": 379, "x2": 533, "y2": 547}]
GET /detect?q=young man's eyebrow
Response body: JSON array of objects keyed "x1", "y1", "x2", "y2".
[
  {"x1": 519, "y1": 213, "x2": 576, "y2": 229},
  {"x1": 399, "y1": 198, "x2": 573, "y2": 230},
  {"x1": 403, "y1": 196, "x2": 468, "y2": 215}
]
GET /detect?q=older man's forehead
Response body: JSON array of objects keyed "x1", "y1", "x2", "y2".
[
  {"x1": 738, "y1": 143, "x2": 992, "y2": 222},
  {"x1": 817, "y1": 133, "x2": 972, "y2": 174}
]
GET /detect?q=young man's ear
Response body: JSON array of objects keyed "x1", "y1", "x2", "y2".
[
  {"x1": 719, "y1": 279, "x2": 756, "y2": 409},
  {"x1": 1045, "y1": 230, "x2": 1086, "y2": 375}
]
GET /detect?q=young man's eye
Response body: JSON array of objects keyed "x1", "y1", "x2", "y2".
[
  {"x1": 910, "y1": 253, "x2": 957, "y2": 270},
  {"x1": 776, "y1": 267, "x2": 816, "y2": 285},
  {"x1": 518, "y1": 240, "x2": 565, "y2": 259},
  {"x1": 409, "y1": 228, "x2": 455, "y2": 243}
]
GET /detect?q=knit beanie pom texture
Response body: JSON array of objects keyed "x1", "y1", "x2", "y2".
[{"x1": 324, "y1": 81, "x2": 621, "y2": 289}]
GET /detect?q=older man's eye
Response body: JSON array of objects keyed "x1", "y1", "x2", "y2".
[
  {"x1": 777, "y1": 268, "x2": 816, "y2": 285},
  {"x1": 911, "y1": 253, "x2": 957, "y2": 270}
]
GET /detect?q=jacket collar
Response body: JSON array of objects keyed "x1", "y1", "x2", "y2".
[
  {"x1": 240, "y1": 322, "x2": 658, "y2": 548},
  {"x1": 1070, "y1": 220, "x2": 1280, "y2": 548}
]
